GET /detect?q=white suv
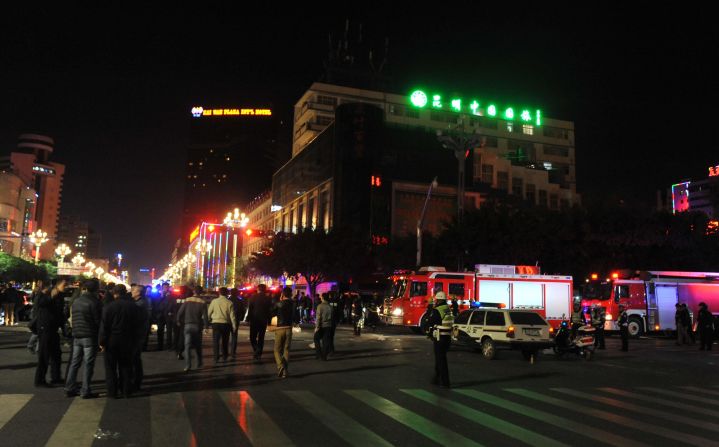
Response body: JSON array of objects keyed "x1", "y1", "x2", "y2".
[{"x1": 452, "y1": 307, "x2": 554, "y2": 360}]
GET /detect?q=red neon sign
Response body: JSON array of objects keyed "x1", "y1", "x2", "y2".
[{"x1": 709, "y1": 165, "x2": 719, "y2": 177}]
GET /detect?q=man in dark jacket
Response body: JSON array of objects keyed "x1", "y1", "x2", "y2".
[
  {"x1": 229, "y1": 288, "x2": 246, "y2": 359},
  {"x1": 64, "y1": 279, "x2": 101, "y2": 398},
  {"x1": 698, "y1": 302, "x2": 714, "y2": 351},
  {"x1": 155, "y1": 283, "x2": 172, "y2": 351},
  {"x1": 248, "y1": 284, "x2": 272, "y2": 362},
  {"x1": 177, "y1": 286, "x2": 209, "y2": 372},
  {"x1": 131, "y1": 285, "x2": 151, "y2": 391},
  {"x1": 34, "y1": 279, "x2": 66, "y2": 387},
  {"x1": 99, "y1": 284, "x2": 137, "y2": 398},
  {"x1": 272, "y1": 287, "x2": 295, "y2": 378}
]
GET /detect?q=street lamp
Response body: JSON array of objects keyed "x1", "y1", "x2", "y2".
[
  {"x1": 55, "y1": 243, "x2": 72, "y2": 264},
  {"x1": 29, "y1": 229, "x2": 48, "y2": 264},
  {"x1": 71, "y1": 254, "x2": 86, "y2": 267},
  {"x1": 417, "y1": 177, "x2": 439, "y2": 267}
]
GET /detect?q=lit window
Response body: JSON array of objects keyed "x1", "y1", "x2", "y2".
[
  {"x1": 507, "y1": 122, "x2": 514, "y2": 132},
  {"x1": 522, "y1": 125, "x2": 534, "y2": 135},
  {"x1": 188, "y1": 162, "x2": 193, "y2": 166},
  {"x1": 226, "y1": 157, "x2": 230, "y2": 161}
]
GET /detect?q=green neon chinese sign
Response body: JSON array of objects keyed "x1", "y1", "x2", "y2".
[{"x1": 408, "y1": 89, "x2": 542, "y2": 126}]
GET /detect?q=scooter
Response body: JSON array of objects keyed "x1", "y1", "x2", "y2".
[{"x1": 553, "y1": 321, "x2": 596, "y2": 360}]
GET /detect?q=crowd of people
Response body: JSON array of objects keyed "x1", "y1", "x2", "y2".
[{"x1": 21, "y1": 277, "x2": 373, "y2": 399}]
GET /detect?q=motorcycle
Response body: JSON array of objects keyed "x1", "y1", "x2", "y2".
[{"x1": 553, "y1": 321, "x2": 596, "y2": 360}]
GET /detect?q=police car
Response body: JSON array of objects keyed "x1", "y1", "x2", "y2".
[{"x1": 452, "y1": 307, "x2": 555, "y2": 360}]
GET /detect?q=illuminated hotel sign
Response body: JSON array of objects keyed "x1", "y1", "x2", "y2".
[
  {"x1": 191, "y1": 106, "x2": 272, "y2": 118},
  {"x1": 408, "y1": 90, "x2": 543, "y2": 126},
  {"x1": 709, "y1": 165, "x2": 719, "y2": 177}
]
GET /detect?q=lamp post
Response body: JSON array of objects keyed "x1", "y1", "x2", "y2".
[
  {"x1": 417, "y1": 177, "x2": 438, "y2": 267},
  {"x1": 195, "y1": 240, "x2": 212, "y2": 287},
  {"x1": 223, "y1": 208, "x2": 249, "y2": 287},
  {"x1": 71, "y1": 254, "x2": 86, "y2": 267},
  {"x1": 55, "y1": 243, "x2": 72, "y2": 264},
  {"x1": 29, "y1": 229, "x2": 48, "y2": 264},
  {"x1": 437, "y1": 125, "x2": 481, "y2": 270}
]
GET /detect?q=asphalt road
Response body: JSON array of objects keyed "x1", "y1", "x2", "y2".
[{"x1": 1, "y1": 323, "x2": 718, "y2": 447}]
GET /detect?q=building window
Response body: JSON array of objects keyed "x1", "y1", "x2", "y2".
[
  {"x1": 543, "y1": 126, "x2": 569, "y2": 139},
  {"x1": 389, "y1": 104, "x2": 405, "y2": 116},
  {"x1": 478, "y1": 117, "x2": 498, "y2": 129},
  {"x1": 550, "y1": 194, "x2": 559, "y2": 210},
  {"x1": 316, "y1": 115, "x2": 334, "y2": 126},
  {"x1": 506, "y1": 122, "x2": 514, "y2": 133},
  {"x1": 481, "y1": 164, "x2": 494, "y2": 185},
  {"x1": 405, "y1": 108, "x2": 419, "y2": 119},
  {"x1": 497, "y1": 171, "x2": 509, "y2": 191},
  {"x1": 522, "y1": 124, "x2": 534, "y2": 135},
  {"x1": 543, "y1": 145, "x2": 570, "y2": 157},
  {"x1": 483, "y1": 136, "x2": 498, "y2": 148},
  {"x1": 317, "y1": 95, "x2": 337, "y2": 106},
  {"x1": 538, "y1": 190, "x2": 548, "y2": 207},
  {"x1": 526, "y1": 184, "x2": 536, "y2": 204},
  {"x1": 430, "y1": 111, "x2": 445, "y2": 122},
  {"x1": 512, "y1": 177, "x2": 523, "y2": 197}
]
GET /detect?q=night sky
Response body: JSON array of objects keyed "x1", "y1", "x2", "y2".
[{"x1": 2, "y1": 5, "x2": 716, "y2": 274}]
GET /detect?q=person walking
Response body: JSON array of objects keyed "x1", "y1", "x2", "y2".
[
  {"x1": 697, "y1": 302, "x2": 714, "y2": 351},
  {"x1": 208, "y1": 287, "x2": 237, "y2": 364},
  {"x1": 352, "y1": 294, "x2": 364, "y2": 336},
  {"x1": 273, "y1": 287, "x2": 294, "y2": 378},
  {"x1": 675, "y1": 303, "x2": 690, "y2": 345},
  {"x1": 33, "y1": 280, "x2": 65, "y2": 387},
  {"x1": 248, "y1": 284, "x2": 272, "y2": 362},
  {"x1": 682, "y1": 303, "x2": 696, "y2": 344},
  {"x1": 327, "y1": 293, "x2": 340, "y2": 355},
  {"x1": 26, "y1": 281, "x2": 45, "y2": 354},
  {"x1": 155, "y1": 283, "x2": 170, "y2": 351},
  {"x1": 618, "y1": 304, "x2": 629, "y2": 352},
  {"x1": 177, "y1": 286, "x2": 209, "y2": 372},
  {"x1": 591, "y1": 305, "x2": 606, "y2": 349},
  {"x1": 64, "y1": 279, "x2": 101, "y2": 399},
  {"x1": 99, "y1": 284, "x2": 138, "y2": 398},
  {"x1": 314, "y1": 294, "x2": 333, "y2": 360},
  {"x1": 131, "y1": 285, "x2": 151, "y2": 391},
  {"x1": 228, "y1": 288, "x2": 246, "y2": 359},
  {"x1": 2, "y1": 282, "x2": 19, "y2": 326},
  {"x1": 174, "y1": 288, "x2": 188, "y2": 360}
]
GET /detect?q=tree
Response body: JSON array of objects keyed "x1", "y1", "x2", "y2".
[{"x1": 0, "y1": 253, "x2": 53, "y2": 284}]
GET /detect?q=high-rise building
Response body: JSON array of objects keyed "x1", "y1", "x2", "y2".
[
  {"x1": 670, "y1": 164, "x2": 719, "y2": 218},
  {"x1": 182, "y1": 105, "x2": 287, "y2": 242},
  {"x1": 0, "y1": 134, "x2": 65, "y2": 259},
  {"x1": 0, "y1": 170, "x2": 36, "y2": 256}
]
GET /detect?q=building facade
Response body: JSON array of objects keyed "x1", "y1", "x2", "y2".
[
  {"x1": 671, "y1": 164, "x2": 719, "y2": 219},
  {"x1": 0, "y1": 134, "x2": 65, "y2": 259},
  {"x1": 0, "y1": 171, "x2": 36, "y2": 256}
]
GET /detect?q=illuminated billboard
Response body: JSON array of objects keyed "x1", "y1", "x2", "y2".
[
  {"x1": 408, "y1": 90, "x2": 542, "y2": 126},
  {"x1": 191, "y1": 106, "x2": 272, "y2": 118}
]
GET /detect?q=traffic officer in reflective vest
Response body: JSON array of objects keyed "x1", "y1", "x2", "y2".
[
  {"x1": 427, "y1": 291, "x2": 453, "y2": 388},
  {"x1": 618, "y1": 304, "x2": 629, "y2": 352}
]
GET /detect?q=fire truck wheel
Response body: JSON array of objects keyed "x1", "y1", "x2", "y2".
[
  {"x1": 481, "y1": 338, "x2": 496, "y2": 360},
  {"x1": 627, "y1": 317, "x2": 644, "y2": 338}
]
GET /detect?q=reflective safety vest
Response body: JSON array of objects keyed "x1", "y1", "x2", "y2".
[{"x1": 433, "y1": 304, "x2": 453, "y2": 340}]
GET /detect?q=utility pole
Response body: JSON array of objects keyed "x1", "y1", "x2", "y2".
[{"x1": 417, "y1": 177, "x2": 438, "y2": 267}]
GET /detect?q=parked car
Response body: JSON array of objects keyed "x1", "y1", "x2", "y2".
[{"x1": 452, "y1": 307, "x2": 555, "y2": 361}]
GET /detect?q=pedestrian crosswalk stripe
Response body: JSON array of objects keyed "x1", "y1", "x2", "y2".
[
  {"x1": 507, "y1": 388, "x2": 712, "y2": 447},
  {"x1": 600, "y1": 387, "x2": 719, "y2": 418},
  {"x1": 0, "y1": 395, "x2": 32, "y2": 431},
  {"x1": 401, "y1": 389, "x2": 566, "y2": 447},
  {"x1": 553, "y1": 388, "x2": 719, "y2": 434},
  {"x1": 45, "y1": 396, "x2": 105, "y2": 447},
  {"x1": 454, "y1": 389, "x2": 647, "y2": 447},
  {"x1": 151, "y1": 393, "x2": 195, "y2": 446},
  {"x1": 219, "y1": 390, "x2": 295, "y2": 447},
  {"x1": 345, "y1": 390, "x2": 483, "y2": 447},
  {"x1": 285, "y1": 390, "x2": 393, "y2": 447},
  {"x1": 639, "y1": 387, "x2": 719, "y2": 407},
  {"x1": 679, "y1": 385, "x2": 719, "y2": 398}
]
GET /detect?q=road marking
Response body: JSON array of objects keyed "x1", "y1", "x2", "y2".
[
  {"x1": 455, "y1": 389, "x2": 647, "y2": 447},
  {"x1": 680, "y1": 385, "x2": 719, "y2": 398},
  {"x1": 45, "y1": 397, "x2": 105, "y2": 447},
  {"x1": 553, "y1": 388, "x2": 719, "y2": 433},
  {"x1": 639, "y1": 387, "x2": 719, "y2": 407},
  {"x1": 151, "y1": 393, "x2": 195, "y2": 446},
  {"x1": 600, "y1": 387, "x2": 719, "y2": 418},
  {"x1": 401, "y1": 389, "x2": 566, "y2": 447},
  {"x1": 508, "y1": 388, "x2": 711, "y2": 447},
  {"x1": 0, "y1": 394, "x2": 32, "y2": 430},
  {"x1": 285, "y1": 391, "x2": 393, "y2": 447},
  {"x1": 219, "y1": 390, "x2": 295, "y2": 447},
  {"x1": 346, "y1": 389, "x2": 482, "y2": 447}
]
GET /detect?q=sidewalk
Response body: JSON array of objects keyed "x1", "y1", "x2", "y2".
[{"x1": 0, "y1": 321, "x2": 30, "y2": 333}]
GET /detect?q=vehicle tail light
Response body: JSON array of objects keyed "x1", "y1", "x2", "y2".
[{"x1": 507, "y1": 326, "x2": 515, "y2": 338}]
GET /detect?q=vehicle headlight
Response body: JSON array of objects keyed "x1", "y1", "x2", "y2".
[
  {"x1": 392, "y1": 308, "x2": 403, "y2": 316},
  {"x1": 605, "y1": 313, "x2": 612, "y2": 321}
]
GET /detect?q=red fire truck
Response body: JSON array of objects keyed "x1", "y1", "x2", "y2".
[
  {"x1": 580, "y1": 270, "x2": 719, "y2": 337},
  {"x1": 384, "y1": 265, "x2": 573, "y2": 332}
]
